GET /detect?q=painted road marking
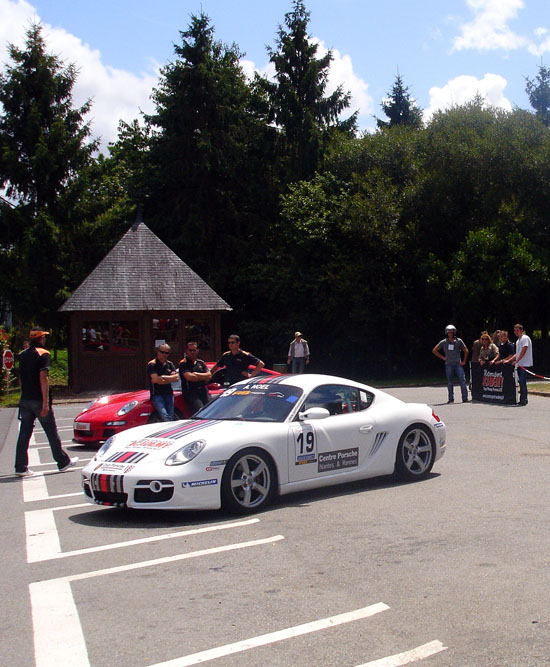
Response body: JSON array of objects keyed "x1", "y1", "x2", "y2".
[
  {"x1": 26, "y1": 456, "x2": 92, "y2": 468},
  {"x1": 357, "y1": 640, "x2": 448, "y2": 666},
  {"x1": 22, "y1": 471, "x2": 83, "y2": 503},
  {"x1": 149, "y1": 604, "x2": 390, "y2": 667},
  {"x1": 26, "y1": 510, "x2": 260, "y2": 562},
  {"x1": 31, "y1": 578, "x2": 89, "y2": 667},
  {"x1": 30, "y1": 535, "x2": 284, "y2": 667}
]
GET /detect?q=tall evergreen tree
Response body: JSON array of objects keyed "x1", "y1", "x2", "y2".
[
  {"x1": 0, "y1": 24, "x2": 97, "y2": 327},
  {"x1": 263, "y1": 0, "x2": 357, "y2": 182},
  {"x1": 144, "y1": 12, "x2": 274, "y2": 288},
  {"x1": 376, "y1": 73, "x2": 423, "y2": 129},
  {"x1": 525, "y1": 63, "x2": 550, "y2": 127}
]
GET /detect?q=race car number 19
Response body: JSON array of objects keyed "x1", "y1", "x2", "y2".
[{"x1": 295, "y1": 424, "x2": 317, "y2": 465}]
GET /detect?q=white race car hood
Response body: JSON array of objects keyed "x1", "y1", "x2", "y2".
[{"x1": 96, "y1": 418, "x2": 281, "y2": 465}]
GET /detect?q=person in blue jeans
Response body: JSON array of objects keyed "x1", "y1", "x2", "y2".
[
  {"x1": 512, "y1": 323, "x2": 533, "y2": 406},
  {"x1": 148, "y1": 344, "x2": 179, "y2": 420},
  {"x1": 432, "y1": 324, "x2": 470, "y2": 403}
]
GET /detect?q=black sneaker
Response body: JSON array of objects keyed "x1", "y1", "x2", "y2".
[
  {"x1": 447, "y1": 399, "x2": 454, "y2": 403},
  {"x1": 463, "y1": 398, "x2": 470, "y2": 403}
]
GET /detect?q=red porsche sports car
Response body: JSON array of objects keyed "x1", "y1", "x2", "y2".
[{"x1": 73, "y1": 364, "x2": 282, "y2": 444}]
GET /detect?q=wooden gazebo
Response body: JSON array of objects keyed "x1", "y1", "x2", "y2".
[{"x1": 59, "y1": 220, "x2": 231, "y2": 392}]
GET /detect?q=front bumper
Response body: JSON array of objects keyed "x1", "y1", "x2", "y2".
[{"x1": 81, "y1": 461, "x2": 223, "y2": 510}]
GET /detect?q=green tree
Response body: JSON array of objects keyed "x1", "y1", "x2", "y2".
[
  {"x1": 525, "y1": 63, "x2": 550, "y2": 127},
  {"x1": 376, "y1": 73, "x2": 423, "y2": 129},
  {"x1": 144, "y1": 12, "x2": 275, "y2": 292},
  {"x1": 0, "y1": 24, "x2": 97, "y2": 327},
  {"x1": 263, "y1": 0, "x2": 357, "y2": 182}
]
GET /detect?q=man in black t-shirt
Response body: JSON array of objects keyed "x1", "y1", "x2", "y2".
[
  {"x1": 14, "y1": 328, "x2": 77, "y2": 477},
  {"x1": 148, "y1": 344, "x2": 179, "y2": 421},
  {"x1": 210, "y1": 334, "x2": 264, "y2": 386},
  {"x1": 178, "y1": 341, "x2": 212, "y2": 413},
  {"x1": 492, "y1": 330, "x2": 516, "y2": 366}
]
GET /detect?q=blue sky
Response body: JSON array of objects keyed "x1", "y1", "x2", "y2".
[{"x1": 1, "y1": 0, "x2": 549, "y2": 150}]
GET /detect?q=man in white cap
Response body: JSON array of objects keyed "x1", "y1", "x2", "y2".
[
  {"x1": 14, "y1": 328, "x2": 78, "y2": 477},
  {"x1": 287, "y1": 331, "x2": 310, "y2": 374},
  {"x1": 432, "y1": 324, "x2": 469, "y2": 403}
]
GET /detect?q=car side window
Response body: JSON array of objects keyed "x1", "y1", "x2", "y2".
[{"x1": 303, "y1": 384, "x2": 374, "y2": 416}]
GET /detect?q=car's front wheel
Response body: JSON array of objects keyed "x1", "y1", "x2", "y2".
[
  {"x1": 395, "y1": 424, "x2": 435, "y2": 481},
  {"x1": 221, "y1": 447, "x2": 276, "y2": 514}
]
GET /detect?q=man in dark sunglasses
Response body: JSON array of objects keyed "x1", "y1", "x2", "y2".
[
  {"x1": 147, "y1": 344, "x2": 179, "y2": 420},
  {"x1": 210, "y1": 334, "x2": 264, "y2": 386},
  {"x1": 179, "y1": 341, "x2": 212, "y2": 412}
]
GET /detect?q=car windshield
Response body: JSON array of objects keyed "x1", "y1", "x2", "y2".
[{"x1": 195, "y1": 383, "x2": 303, "y2": 422}]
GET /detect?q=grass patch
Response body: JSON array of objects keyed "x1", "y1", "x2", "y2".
[{"x1": 0, "y1": 348, "x2": 69, "y2": 407}]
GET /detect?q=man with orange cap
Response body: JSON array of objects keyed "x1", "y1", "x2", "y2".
[{"x1": 14, "y1": 328, "x2": 78, "y2": 477}]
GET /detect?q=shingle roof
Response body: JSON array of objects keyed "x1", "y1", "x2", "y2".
[{"x1": 59, "y1": 222, "x2": 231, "y2": 312}]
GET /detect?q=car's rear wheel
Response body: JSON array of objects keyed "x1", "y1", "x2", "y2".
[
  {"x1": 395, "y1": 424, "x2": 435, "y2": 481},
  {"x1": 221, "y1": 447, "x2": 276, "y2": 514}
]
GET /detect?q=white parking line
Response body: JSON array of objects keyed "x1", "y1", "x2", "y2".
[
  {"x1": 30, "y1": 535, "x2": 284, "y2": 667},
  {"x1": 34, "y1": 439, "x2": 78, "y2": 445},
  {"x1": 31, "y1": 578, "x2": 89, "y2": 667},
  {"x1": 26, "y1": 503, "x2": 88, "y2": 562},
  {"x1": 22, "y1": 474, "x2": 50, "y2": 503},
  {"x1": 357, "y1": 640, "x2": 448, "y2": 666},
  {"x1": 26, "y1": 511, "x2": 260, "y2": 562},
  {"x1": 27, "y1": 457, "x2": 92, "y2": 469},
  {"x1": 149, "y1": 603, "x2": 390, "y2": 667},
  {"x1": 22, "y1": 470, "x2": 83, "y2": 503},
  {"x1": 28, "y1": 447, "x2": 42, "y2": 467}
]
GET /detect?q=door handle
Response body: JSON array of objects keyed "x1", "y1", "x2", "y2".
[{"x1": 360, "y1": 424, "x2": 373, "y2": 433}]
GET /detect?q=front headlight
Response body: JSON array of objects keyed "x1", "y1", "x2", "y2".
[
  {"x1": 82, "y1": 395, "x2": 109, "y2": 412},
  {"x1": 117, "y1": 400, "x2": 138, "y2": 416},
  {"x1": 165, "y1": 439, "x2": 206, "y2": 466},
  {"x1": 94, "y1": 436, "x2": 116, "y2": 461}
]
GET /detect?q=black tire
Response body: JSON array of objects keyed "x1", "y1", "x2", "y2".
[
  {"x1": 221, "y1": 447, "x2": 277, "y2": 514},
  {"x1": 395, "y1": 424, "x2": 436, "y2": 481}
]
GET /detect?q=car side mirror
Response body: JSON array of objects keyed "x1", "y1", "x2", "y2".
[{"x1": 298, "y1": 407, "x2": 330, "y2": 421}]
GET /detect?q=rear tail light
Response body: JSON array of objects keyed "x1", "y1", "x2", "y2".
[{"x1": 432, "y1": 410, "x2": 441, "y2": 422}]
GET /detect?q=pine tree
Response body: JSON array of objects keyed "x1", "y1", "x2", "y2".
[
  {"x1": 264, "y1": 0, "x2": 357, "y2": 182},
  {"x1": 376, "y1": 73, "x2": 423, "y2": 129},
  {"x1": 144, "y1": 12, "x2": 270, "y2": 281},
  {"x1": 0, "y1": 24, "x2": 97, "y2": 326},
  {"x1": 525, "y1": 63, "x2": 550, "y2": 127}
]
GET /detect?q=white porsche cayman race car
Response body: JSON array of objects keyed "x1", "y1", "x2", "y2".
[{"x1": 81, "y1": 374, "x2": 446, "y2": 514}]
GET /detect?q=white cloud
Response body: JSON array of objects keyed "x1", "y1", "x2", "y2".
[
  {"x1": 528, "y1": 27, "x2": 550, "y2": 57},
  {"x1": 452, "y1": 0, "x2": 526, "y2": 52},
  {"x1": 424, "y1": 73, "x2": 512, "y2": 120},
  {"x1": 315, "y1": 40, "x2": 373, "y2": 124},
  {"x1": 0, "y1": 0, "x2": 158, "y2": 151}
]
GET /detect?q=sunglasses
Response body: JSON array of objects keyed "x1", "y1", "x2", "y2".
[
  {"x1": 159, "y1": 350, "x2": 170, "y2": 354},
  {"x1": 228, "y1": 341, "x2": 237, "y2": 345}
]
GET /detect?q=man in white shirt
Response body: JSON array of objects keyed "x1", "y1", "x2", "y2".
[
  {"x1": 287, "y1": 331, "x2": 310, "y2": 374},
  {"x1": 513, "y1": 323, "x2": 533, "y2": 406}
]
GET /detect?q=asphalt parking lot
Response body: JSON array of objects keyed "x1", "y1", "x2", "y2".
[{"x1": 1, "y1": 386, "x2": 549, "y2": 666}]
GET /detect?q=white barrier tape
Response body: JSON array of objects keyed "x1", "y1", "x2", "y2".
[{"x1": 517, "y1": 365, "x2": 550, "y2": 381}]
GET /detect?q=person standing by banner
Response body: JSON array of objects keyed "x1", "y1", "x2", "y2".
[
  {"x1": 492, "y1": 330, "x2": 516, "y2": 366},
  {"x1": 478, "y1": 334, "x2": 498, "y2": 365},
  {"x1": 513, "y1": 324, "x2": 533, "y2": 406},
  {"x1": 432, "y1": 324, "x2": 469, "y2": 403}
]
